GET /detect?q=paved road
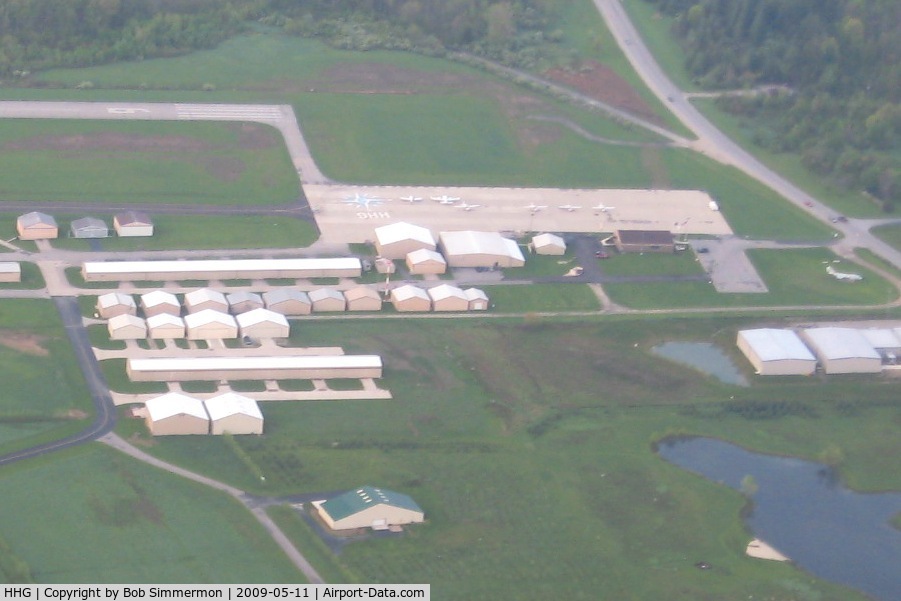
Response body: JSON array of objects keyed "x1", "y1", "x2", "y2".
[{"x1": 593, "y1": 0, "x2": 901, "y2": 270}]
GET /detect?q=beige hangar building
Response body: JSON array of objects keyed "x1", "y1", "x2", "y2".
[
  {"x1": 428, "y1": 284, "x2": 470, "y2": 312},
  {"x1": 184, "y1": 288, "x2": 228, "y2": 314},
  {"x1": 113, "y1": 211, "x2": 154, "y2": 237},
  {"x1": 390, "y1": 285, "x2": 431, "y2": 312},
  {"x1": 309, "y1": 288, "x2": 346, "y2": 312},
  {"x1": 146, "y1": 313, "x2": 186, "y2": 339},
  {"x1": 531, "y1": 233, "x2": 567, "y2": 255},
  {"x1": 204, "y1": 393, "x2": 264, "y2": 435},
  {"x1": 145, "y1": 393, "x2": 210, "y2": 436},
  {"x1": 800, "y1": 327, "x2": 882, "y2": 374},
  {"x1": 16, "y1": 212, "x2": 58, "y2": 240},
  {"x1": 439, "y1": 231, "x2": 525, "y2": 268},
  {"x1": 263, "y1": 289, "x2": 312, "y2": 316},
  {"x1": 184, "y1": 310, "x2": 238, "y2": 340},
  {"x1": 0, "y1": 262, "x2": 21, "y2": 283},
  {"x1": 96, "y1": 292, "x2": 137, "y2": 318},
  {"x1": 140, "y1": 290, "x2": 181, "y2": 318},
  {"x1": 374, "y1": 222, "x2": 437, "y2": 259},
  {"x1": 344, "y1": 286, "x2": 383, "y2": 312},
  {"x1": 406, "y1": 249, "x2": 447, "y2": 275},
  {"x1": 107, "y1": 314, "x2": 147, "y2": 340},
  {"x1": 315, "y1": 486, "x2": 425, "y2": 531},
  {"x1": 736, "y1": 328, "x2": 817, "y2": 376},
  {"x1": 236, "y1": 308, "x2": 290, "y2": 339}
]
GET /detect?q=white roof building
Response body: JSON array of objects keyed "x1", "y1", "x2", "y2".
[
  {"x1": 184, "y1": 288, "x2": 228, "y2": 314},
  {"x1": 227, "y1": 291, "x2": 264, "y2": 314},
  {"x1": 428, "y1": 284, "x2": 469, "y2": 312},
  {"x1": 405, "y1": 248, "x2": 447, "y2": 275},
  {"x1": 107, "y1": 314, "x2": 147, "y2": 340},
  {"x1": 464, "y1": 287, "x2": 489, "y2": 311},
  {"x1": 531, "y1": 233, "x2": 567, "y2": 255},
  {"x1": 801, "y1": 327, "x2": 882, "y2": 374},
  {"x1": 309, "y1": 288, "x2": 346, "y2": 312},
  {"x1": 127, "y1": 355, "x2": 383, "y2": 382},
  {"x1": 139, "y1": 290, "x2": 180, "y2": 317},
  {"x1": 390, "y1": 285, "x2": 431, "y2": 312},
  {"x1": 96, "y1": 292, "x2": 137, "y2": 318},
  {"x1": 82, "y1": 257, "x2": 362, "y2": 282},
  {"x1": 236, "y1": 308, "x2": 290, "y2": 339},
  {"x1": 204, "y1": 392, "x2": 264, "y2": 435},
  {"x1": 263, "y1": 289, "x2": 312, "y2": 315},
  {"x1": 736, "y1": 328, "x2": 817, "y2": 376},
  {"x1": 184, "y1": 309, "x2": 238, "y2": 340},
  {"x1": 860, "y1": 328, "x2": 901, "y2": 350},
  {"x1": 146, "y1": 313, "x2": 186, "y2": 339},
  {"x1": 0, "y1": 262, "x2": 21, "y2": 283},
  {"x1": 374, "y1": 222, "x2": 437, "y2": 259},
  {"x1": 144, "y1": 393, "x2": 210, "y2": 436},
  {"x1": 439, "y1": 231, "x2": 525, "y2": 268}
]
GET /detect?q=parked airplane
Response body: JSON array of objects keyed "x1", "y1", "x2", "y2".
[
  {"x1": 525, "y1": 203, "x2": 548, "y2": 213},
  {"x1": 341, "y1": 192, "x2": 385, "y2": 210},
  {"x1": 826, "y1": 265, "x2": 863, "y2": 282},
  {"x1": 399, "y1": 195, "x2": 423, "y2": 203},
  {"x1": 592, "y1": 203, "x2": 616, "y2": 213},
  {"x1": 431, "y1": 195, "x2": 461, "y2": 204},
  {"x1": 557, "y1": 204, "x2": 582, "y2": 212},
  {"x1": 456, "y1": 202, "x2": 482, "y2": 211}
]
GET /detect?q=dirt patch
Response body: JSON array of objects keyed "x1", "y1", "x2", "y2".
[
  {"x1": 234, "y1": 123, "x2": 279, "y2": 150},
  {"x1": 544, "y1": 61, "x2": 662, "y2": 124},
  {"x1": 0, "y1": 331, "x2": 49, "y2": 356},
  {"x1": 4, "y1": 132, "x2": 216, "y2": 153},
  {"x1": 309, "y1": 62, "x2": 478, "y2": 94},
  {"x1": 199, "y1": 156, "x2": 246, "y2": 181}
]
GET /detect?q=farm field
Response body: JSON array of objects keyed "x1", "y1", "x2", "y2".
[
  {"x1": 604, "y1": 247, "x2": 898, "y2": 309},
  {"x1": 0, "y1": 444, "x2": 303, "y2": 583},
  {"x1": 108, "y1": 316, "x2": 898, "y2": 599},
  {"x1": 0, "y1": 119, "x2": 298, "y2": 206}
]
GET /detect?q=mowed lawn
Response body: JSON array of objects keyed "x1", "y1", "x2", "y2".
[
  {"x1": 604, "y1": 247, "x2": 898, "y2": 309},
  {"x1": 0, "y1": 445, "x2": 302, "y2": 583},
  {"x1": 114, "y1": 318, "x2": 897, "y2": 600},
  {"x1": 0, "y1": 119, "x2": 298, "y2": 205},
  {"x1": 0, "y1": 300, "x2": 93, "y2": 454}
]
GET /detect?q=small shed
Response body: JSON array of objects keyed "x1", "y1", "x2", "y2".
[
  {"x1": 464, "y1": 287, "x2": 490, "y2": 311},
  {"x1": 107, "y1": 314, "x2": 147, "y2": 340},
  {"x1": 531, "y1": 233, "x2": 566, "y2": 255},
  {"x1": 236, "y1": 308, "x2": 290, "y2": 339},
  {"x1": 316, "y1": 486, "x2": 424, "y2": 531},
  {"x1": 614, "y1": 230, "x2": 675, "y2": 254},
  {"x1": 146, "y1": 313, "x2": 186, "y2": 339},
  {"x1": 309, "y1": 288, "x2": 346, "y2": 312},
  {"x1": 227, "y1": 291, "x2": 264, "y2": 315},
  {"x1": 96, "y1": 292, "x2": 137, "y2": 318},
  {"x1": 428, "y1": 284, "x2": 469, "y2": 312},
  {"x1": 344, "y1": 286, "x2": 383, "y2": 312},
  {"x1": 374, "y1": 222, "x2": 437, "y2": 259},
  {"x1": 16, "y1": 212, "x2": 58, "y2": 240},
  {"x1": 139, "y1": 290, "x2": 181, "y2": 317},
  {"x1": 204, "y1": 392, "x2": 264, "y2": 435},
  {"x1": 184, "y1": 309, "x2": 238, "y2": 340},
  {"x1": 184, "y1": 288, "x2": 228, "y2": 314},
  {"x1": 736, "y1": 328, "x2": 817, "y2": 376},
  {"x1": 145, "y1": 393, "x2": 209, "y2": 436},
  {"x1": 113, "y1": 211, "x2": 154, "y2": 237},
  {"x1": 800, "y1": 327, "x2": 882, "y2": 374},
  {"x1": 406, "y1": 249, "x2": 447, "y2": 275},
  {"x1": 70, "y1": 217, "x2": 109, "y2": 239},
  {"x1": 390, "y1": 285, "x2": 431, "y2": 312},
  {"x1": 263, "y1": 289, "x2": 312, "y2": 316},
  {"x1": 0, "y1": 262, "x2": 21, "y2": 283}
]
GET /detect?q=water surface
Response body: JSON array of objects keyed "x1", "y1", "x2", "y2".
[{"x1": 652, "y1": 341, "x2": 748, "y2": 386}]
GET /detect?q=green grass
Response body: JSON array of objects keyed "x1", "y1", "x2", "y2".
[
  {"x1": 516, "y1": 250, "x2": 580, "y2": 277},
  {"x1": 105, "y1": 317, "x2": 895, "y2": 599},
  {"x1": 86, "y1": 324, "x2": 126, "y2": 351},
  {"x1": 854, "y1": 247, "x2": 901, "y2": 280},
  {"x1": 0, "y1": 444, "x2": 303, "y2": 583},
  {"x1": 180, "y1": 381, "x2": 219, "y2": 394},
  {"x1": 266, "y1": 505, "x2": 359, "y2": 584},
  {"x1": 600, "y1": 250, "x2": 704, "y2": 277},
  {"x1": 620, "y1": 0, "x2": 700, "y2": 92},
  {"x1": 482, "y1": 283, "x2": 601, "y2": 312},
  {"x1": 65, "y1": 267, "x2": 117, "y2": 290},
  {"x1": 605, "y1": 248, "x2": 898, "y2": 309},
  {"x1": 871, "y1": 224, "x2": 901, "y2": 253},
  {"x1": 0, "y1": 119, "x2": 298, "y2": 206},
  {"x1": 229, "y1": 380, "x2": 267, "y2": 393},
  {"x1": 100, "y1": 359, "x2": 167, "y2": 395}
]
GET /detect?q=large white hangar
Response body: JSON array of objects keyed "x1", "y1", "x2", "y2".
[
  {"x1": 736, "y1": 328, "x2": 817, "y2": 376},
  {"x1": 204, "y1": 393, "x2": 263, "y2": 435},
  {"x1": 800, "y1": 327, "x2": 882, "y2": 374},
  {"x1": 374, "y1": 222, "x2": 436, "y2": 259},
  {"x1": 82, "y1": 257, "x2": 362, "y2": 282},
  {"x1": 145, "y1": 393, "x2": 210, "y2": 436},
  {"x1": 127, "y1": 354, "x2": 383, "y2": 382},
  {"x1": 439, "y1": 231, "x2": 525, "y2": 268},
  {"x1": 303, "y1": 184, "x2": 733, "y2": 243}
]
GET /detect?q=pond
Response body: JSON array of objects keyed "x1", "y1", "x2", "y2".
[
  {"x1": 651, "y1": 341, "x2": 748, "y2": 386},
  {"x1": 658, "y1": 437, "x2": 901, "y2": 601}
]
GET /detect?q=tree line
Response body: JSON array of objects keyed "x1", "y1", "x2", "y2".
[{"x1": 643, "y1": 0, "x2": 899, "y2": 208}]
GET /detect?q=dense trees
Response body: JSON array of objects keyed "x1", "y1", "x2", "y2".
[{"x1": 644, "y1": 0, "x2": 899, "y2": 208}]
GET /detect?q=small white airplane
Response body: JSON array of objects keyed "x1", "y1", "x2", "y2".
[
  {"x1": 341, "y1": 192, "x2": 385, "y2": 210},
  {"x1": 525, "y1": 203, "x2": 548, "y2": 213},
  {"x1": 592, "y1": 203, "x2": 616, "y2": 213},
  {"x1": 557, "y1": 204, "x2": 582, "y2": 212},
  {"x1": 826, "y1": 265, "x2": 863, "y2": 282},
  {"x1": 399, "y1": 195, "x2": 423, "y2": 203},
  {"x1": 456, "y1": 202, "x2": 482, "y2": 211},
  {"x1": 431, "y1": 195, "x2": 461, "y2": 204}
]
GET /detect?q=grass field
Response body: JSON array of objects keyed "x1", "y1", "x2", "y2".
[
  {"x1": 481, "y1": 283, "x2": 601, "y2": 312},
  {"x1": 871, "y1": 224, "x2": 901, "y2": 253},
  {"x1": 0, "y1": 444, "x2": 303, "y2": 583},
  {"x1": 109, "y1": 317, "x2": 897, "y2": 599},
  {"x1": 0, "y1": 119, "x2": 298, "y2": 206},
  {"x1": 51, "y1": 215, "x2": 318, "y2": 252},
  {"x1": 604, "y1": 248, "x2": 898, "y2": 309},
  {"x1": 599, "y1": 250, "x2": 704, "y2": 277}
]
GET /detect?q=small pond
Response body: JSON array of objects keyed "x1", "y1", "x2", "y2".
[
  {"x1": 658, "y1": 437, "x2": 901, "y2": 601},
  {"x1": 651, "y1": 341, "x2": 748, "y2": 386}
]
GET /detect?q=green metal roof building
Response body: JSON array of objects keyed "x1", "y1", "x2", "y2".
[{"x1": 316, "y1": 486, "x2": 424, "y2": 531}]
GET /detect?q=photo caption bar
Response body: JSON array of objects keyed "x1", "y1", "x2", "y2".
[{"x1": 0, "y1": 586, "x2": 429, "y2": 601}]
